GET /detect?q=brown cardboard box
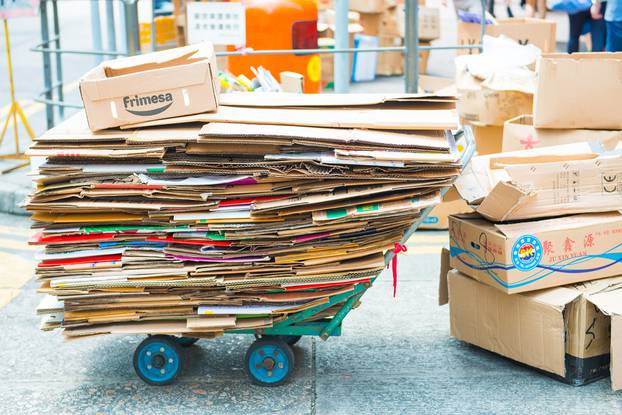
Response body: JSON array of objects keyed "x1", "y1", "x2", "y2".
[
  {"x1": 396, "y1": 6, "x2": 440, "y2": 40},
  {"x1": 444, "y1": 269, "x2": 622, "y2": 388},
  {"x1": 454, "y1": 144, "x2": 622, "y2": 222},
  {"x1": 349, "y1": 0, "x2": 388, "y2": 13},
  {"x1": 455, "y1": 57, "x2": 534, "y2": 126},
  {"x1": 533, "y1": 53, "x2": 622, "y2": 130},
  {"x1": 420, "y1": 188, "x2": 472, "y2": 230},
  {"x1": 503, "y1": 115, "x2": 622, "y2": 152},
  {"x1": 79, "y1": 42, "x2": 219, "y2": 131},
  {"x1": 457, "y1": 18, "x2": 556, "y2": 55},
  {"x1": 456, "y1": 77, "x2": 533, "y2": 127},
  {"x1": 359, "y1": 7, "x2": 401, "y2": 37},
  {"x1": 375, "y1": 39, "x2": 430, "y2": 76},
  {"x1": 470, "y1": 122, "x2": 504, "y2": 154},
  {"x1": 448, "y1": 212, "x2": 622, "y2": 294}
]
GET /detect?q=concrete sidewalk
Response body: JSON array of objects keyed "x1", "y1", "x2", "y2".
[{"x1": 0, "y1": 217, "x2": 620, "y2": 414}]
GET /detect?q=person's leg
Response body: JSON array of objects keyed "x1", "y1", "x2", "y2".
[
  {"x1": 591, "y1": 3, "x2": 607, "y2": 51},
  {"x1": 536, "y1": 0, "x2": 547, "y2": 18},
  {"x1": 568, "y1": 10, "x2": 587, "y2": 53},
  {"x1": 606, "y1": 20, "x2": 622, "y2": 52}
]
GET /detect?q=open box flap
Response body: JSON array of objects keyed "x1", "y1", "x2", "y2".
[
  {"x1": 586, "y1": 287, "x2": 622, "y2": 390},
  {"x1": 81, "y1": 61, "x2": 213, "y2": 101},
  {"x1": 102, "y1": 43, "x2": 214, "y2": 77}
]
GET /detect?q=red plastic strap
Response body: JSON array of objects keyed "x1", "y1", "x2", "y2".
[{"x1": 390, "y1": 243, "x2": 407, "y2": 297}]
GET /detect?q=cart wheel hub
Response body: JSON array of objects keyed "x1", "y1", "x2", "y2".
[
  {"x1": 152, "y1": 354, "x2": 166, "y2": 369},
  {"x1": 263, "y1": 357, "x2": 276, "y2": 371}
]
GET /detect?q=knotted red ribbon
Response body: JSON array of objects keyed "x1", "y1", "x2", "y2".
[{"x1": 389, "y1": 243, "x2": 407, "y2": 297}]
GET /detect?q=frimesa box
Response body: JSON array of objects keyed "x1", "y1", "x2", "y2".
[
  {"x1": 80, "y1": 42, "x2": 219, "y2": 131},
  {"x1": 443, "y1": 269, "x2": 622, "y2": 389},
  {"x1": 457, "y1": 18, "x2": 556, "y2": 55},
  {"x1": 502, "y1": 115, "x2": 622, "y2": 152},
  {"x1": 533, "y1": 53, "x2": 622, "y2": 130},
  {"x1": 448, "y1": 212, "x2": 622, "y2": 293}
]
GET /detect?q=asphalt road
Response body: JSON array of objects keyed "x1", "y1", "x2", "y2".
[{"x1": 0, "y1": 213, "x2": 620, "y2": 414}]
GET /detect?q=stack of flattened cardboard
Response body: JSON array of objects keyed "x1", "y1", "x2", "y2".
[{"x1": 29, "y1": 91, "x2": 462, "y2": 338}]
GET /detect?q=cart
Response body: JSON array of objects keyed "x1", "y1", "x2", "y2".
[{"x1": 132, "y1": 128, "x2": 476, "y2": 387}]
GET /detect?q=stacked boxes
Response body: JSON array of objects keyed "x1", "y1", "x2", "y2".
[{"x1": 445, "y1": 52, "x2": 622, "y2": 389}]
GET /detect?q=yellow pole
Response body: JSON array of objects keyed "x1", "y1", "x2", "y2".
[
  {"x1": 4, "y1": 19, "x2": 20, "y2": 154},
  {"x1": 0, "y1": 18, "x2": 34, "y2": 173}
]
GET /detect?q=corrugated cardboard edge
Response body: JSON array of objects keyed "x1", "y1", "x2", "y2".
[{"x1": 585, "y1": 289, "x2": 622, "y2": 390}]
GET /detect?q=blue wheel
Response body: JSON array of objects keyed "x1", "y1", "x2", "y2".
[
  {"x1": 244, "y1": 339, "x2": 295, "y2": 387},
  {"x1": 133, "y1": 335, "x2": 182, "y2": 386},
  {"x1": 175, "y1": 336, "x2": 199, "y2": 347}
]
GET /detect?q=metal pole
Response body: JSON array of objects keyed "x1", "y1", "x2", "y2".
[
  {"x1": 117, "y1": 0, "x2": 128, "y2": 54},
  {"x1": 39, "y1": 0, "x2": 54, "y2": 129},
  {"x1": 51, "y1": 0, "x2": 64, "y2": 119},
  {"x1": 333, "y1": 0, "x2": 349, "y2": 93},
  {"x1": 123, "y1": 0, "x2": 141, "y2": 56},
  {"x1": 90, "y1": 0, "x2": 104, "y2": 65},
  {"x1": 105, "y1": 0, "x2": 118, "y2": 59},
  {"x1": 405, "y1": 0, "x2": 419, "y2": 93},
  {"x1": 151, "y1": 0, "x2": 157, "y2": 51},
  {"x1": 479, "y1": 0, "x2": 487, "y2": 49}
]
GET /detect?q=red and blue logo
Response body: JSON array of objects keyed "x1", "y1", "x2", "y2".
[{"x1": 512, "y1": 235, "x2": 543, "y2": 271}]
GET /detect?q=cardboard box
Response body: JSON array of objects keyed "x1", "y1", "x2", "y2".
[
  {"x1": 533, "y1": 53, "x2": 622, "y2": 130},
  {"x1": 420, "y1": 188, "x2": 472, "y2": 230},
  {"x1": 456, "y1": 75, "x2": 533, "y2": 127},
  {"x1": 359, "y1": 8, "x2": 401, "y2": 37},
  {"x1": 455, "y1": 56, "x2": 534, "y2": 126},
  {"x1": 454, "y1": 145, "x2": 622, "y2": 222},
  {"x1": 349, "y1": 0, "x2": 387, "y2": 13},
  {"x1": 448, "y1": 212, "x2": 622, "y2": 293},
  {"x1": 457, "y1": 18, "x2": 556, "y2": 55},
  {"x1": 470, "y1": 122, "x2": 504, "y2": 154},
  {"x1": 444, "y1": 269, "x2": 622, "y2": 389},
  {"x1": 79, "y1": 43, "x2": 219, "y2": 131},
  {"x1": 503, "y1": 115, "x2": 622, "y2": 152},
  {"x1": 375, "y1": 39, "x2": 430, "y2": 76},
  {"x1": 396, "y1": 6, "x2": 440, "y2": 40}
]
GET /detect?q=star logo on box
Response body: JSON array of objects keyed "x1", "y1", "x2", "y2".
[{"x1": 512, "y1": 235, "x2": 543, "y2": 271}]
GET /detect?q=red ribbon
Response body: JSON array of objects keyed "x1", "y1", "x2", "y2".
[{"x1": 390, "y1": 243, "x2": 407, "y2": 297}]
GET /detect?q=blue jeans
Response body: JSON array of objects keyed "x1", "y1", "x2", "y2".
[
  {"x1": 568, "y1": 5, "x2": 607, "y2": 53},
  {"x1": 607, "y1": 20, "x2": 622, "y2": 51}
]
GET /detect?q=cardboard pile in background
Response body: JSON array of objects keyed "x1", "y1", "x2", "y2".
[
  {"x1": 445, "y1": 59, "x2": 622, "y2": 389},
  {"x1": 29, "y1": 92, "x2": 463, "y2": 338}
]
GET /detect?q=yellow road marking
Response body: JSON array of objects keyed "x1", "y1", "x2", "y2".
[
  {"x1": 0, "y1": 236, "x2": 36, "y2": 251},
  {"x1": 0, "y1": 79, "x2": 80, "y2": 132},
  {"x1": 404, "y1": 246, "x2": 445, "y2": 255},
  {"x1": 0, "y1": 251, "x2": 35, "y2": 308},
  {"x1": 0, "y1": 224, "x2": 34, "y2": 237},
  {"x1": 0, "y1": 100, "x2": 31, "y2": 118}
]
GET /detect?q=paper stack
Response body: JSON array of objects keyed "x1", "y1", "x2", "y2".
[{"x1": 29, "y1": 92, "x2": 461, "y2": 338}]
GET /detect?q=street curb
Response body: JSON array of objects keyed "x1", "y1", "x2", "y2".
[{"x1": 0, "y1": 183, "x2": 29, "y2": 216}]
